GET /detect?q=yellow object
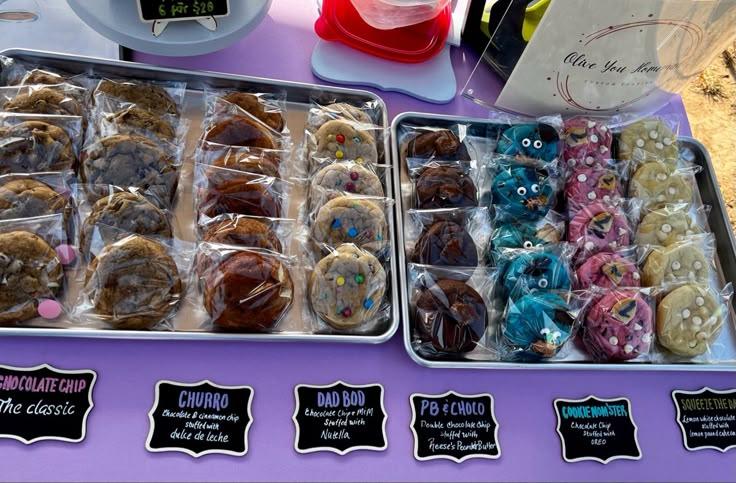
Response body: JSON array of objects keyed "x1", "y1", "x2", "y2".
[
  {"x1": 336, "y1": 276, "x2": 345, "y2": 286},
  {"x1": 335, "y1": 150, "x2": 344, "y2": 159},
  {"x1": 522, "y1": 0, "x2": 551, "y2": 42}
]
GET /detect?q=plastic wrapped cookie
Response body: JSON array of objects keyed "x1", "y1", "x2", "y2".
[
  {"x1": 416, "y1": 165, "x2": 477, "y2": 209},
  {"x1": 312, "y1": 196, "x2": 388, "y2": 253},
  {"x1": 0, "y1": 121, "x2": 76, "y2": 174},
  {"x1": 203, "y1": 115, "x2": 277, "y2": 149},
  {"x1": 309, "y1": 244, "x2": 387, "y2": 330},
  {"x1": 95, "y1": 79, "x2": 181, "y2": 116},
  {"x1": 562, "y1": 117, "x2": 613, "y2": 169},
  {"x1": 656, "y1": 284, "x2": 724, "y2": 357},
  {"x1": 415, "y1": 279, "x2": 487, "y2": 353},
  {"x1": 490, "y1": 162, "x2": 555, "y2": 220},
  {"x1": 312, "y1": 120, "x2": 378, "y2": 164},
  {"x1": 583, "y1": 289, "x2": 653, "y2": 362},
  {"x1": 310, "y1": 162, "x2": 384, "y2": 201},
  {"x1": 576, "y1": 252, "x2": 641, "y2": 290},
  {"x1": 618, "y1": 118, "x2": 678, "y2": 164},
  {"x1": 500, "y1": 250, "x2": 571, "y2": 296},
  {"x1": 490, "y1": 219, "x2": 562, "y2": 252},
  {"x1": 496, "y1": 124, "x2": 559, "y2": 162},
  {"x1": 0, "y1": 178, "x2": 66, "y2": 220},
  {"x1": 635, "y1": 207, "x2": 702, "y2": 246},
  {"x1": 411, "y1": 220, "x2": 478, "y2": 269},
  {"x1": 642, "y1": 240, "x2": 711, "y2": 286},
  {"x1": 629, "y1": 161, "x2": 693, "y2": 203},
  {"x1": 502, "y1": 291, "x2": 575, "y2": 359},
  {"x1": 568, "y1": 202, "x2": 630, "y2": 254},
  {"x1": 401, "y1": 128, "x2": 471, "y2": 164},
  {"x1": 307, "y1": 102, "x2": 373, "y2": 133},
  {"x1": 0, "y1": 231, "x2": 64, "y2": 325},
  {"x1": 565, "y1": 166, "x2": 623, "y2": 208}
]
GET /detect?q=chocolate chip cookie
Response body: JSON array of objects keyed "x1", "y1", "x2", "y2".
[
  {"x1": 202, "y1": 216, "x2": 282, "y2": 252},
  {"x1": 211, "y1": 151, "x2": 281, "y2": 178},
  {"x1": 0, "y1": 231, "x2": 64, "y2": 324},
  {"x1": 95, "y1": 79, "x2": 179, "y2": 116},
  {"x1": 0, "y1": 120, "x2": 76, "y2": 174},
  {"x1": 80, "y1": 134, "x2": 178, "y2": 203},
  {"x1": 104, "y1": 106, "x2": 176, "y2": 142},
  {"x1": 309, "y1": 244, "x2": 386, "y2": 329},
  {"x1": 3, "y1": 87, "x2": 85, "y2": 127},
  {"x1": 80, "y1": 191, "x2": 173, "y2": 258},
  {"x1": 0, "y1": 178, "x2": 66, "y2": 220},
  {"x1": 84, "y1": 235, "x2": 182, "y2": 329}
]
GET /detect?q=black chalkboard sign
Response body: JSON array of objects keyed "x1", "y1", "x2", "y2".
[
  {"x1": 146, "y1": 380, "x2": 253, "y2": 458},
  {"x1": 554, "y1": 396, "x2": 641, "y2": 464},
  {"x1": 0, "y1": 364, "x2": 96, "y2": 444},
  {"x1": 137, "y1": 0, "x2": 229, "y2": 22},
  {"x1": 292, "y1": 381, "x2": 387, "y2": 455},
  {"x1": 410, "y1": 391, "x2": 500, "y2": 463},
  {"x1": 672, "y1": 387, "x2": 736, "y2": 453}
]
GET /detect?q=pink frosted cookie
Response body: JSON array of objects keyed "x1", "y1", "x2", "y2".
[
  {"x1": 576, "y1": 252, "x2": 641, "y2": 290},
  {"x1": 584, "y1": 289, "x2": 653, "y2": 361},
  {"x1": 562, "y1": 118, "x2": 613, "y2": 169},
  {"x1": 568, "y1": 202, "x2": 630, "y2": 254},
  {"x1": 565, "y1": 166, "x2": 623, "y2": 208}
]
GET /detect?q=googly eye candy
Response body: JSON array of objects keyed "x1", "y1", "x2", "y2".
[
  {"x1": 517, "y1": 186, "x2": 527, "y2": 196},
  {"x1": 533, "y1": 140, "x2": 544, "y2": 149},
  {"x1": 521, "y1": 138, "x2": 532, "y2": 148}
]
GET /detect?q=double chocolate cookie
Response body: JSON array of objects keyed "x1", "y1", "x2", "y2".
[
  {"x1": 415, "y1": 166, "x2": 477, "y2": 209},
  {"x1": 204, "y1": 116, "x2": 277, "y2": 149},
  {"x1": 95, "y1": 79, "x2": 179, "y2": 116},
  {"x1": 401, "y1": 129, "x2": 471, "y2": 163},
  {"x1": 415, "y1": 279, "x2": 487, "y2": 353},
  {"x1": 221, "y1": 92, "x2": 285, "y2": 132},
  {"x1": 411, "y1": 220, "x2": 478, "y2": 269},
  {"x1": 202, "y1": 217, "x2": 282, "y2": 252},
  {"x1": 104, "y1": 107, "x2": 176, "y2": 142}
]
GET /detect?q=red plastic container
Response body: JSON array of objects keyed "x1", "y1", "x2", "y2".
[{"x1": 315, "y1": 0, "x2": 451, "y2": 63}]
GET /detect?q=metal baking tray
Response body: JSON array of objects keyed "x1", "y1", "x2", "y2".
[
  {"x1": 0, "y1": 49, "x2": 400, "y2": 344},
  {"x1": 392, "y1": 111, "x2": 736, "y2": 370}
]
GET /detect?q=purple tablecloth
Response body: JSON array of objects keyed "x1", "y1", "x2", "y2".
[{"x1": 2, "y1": 2, "x2": 733, "y2": 482}]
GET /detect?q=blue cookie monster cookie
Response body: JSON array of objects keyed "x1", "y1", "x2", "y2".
[
  {"x1": 491, "y1": 222, "x2": 560, "y2": 251},
  {"x1": 496, "y1": 124, "x2": 560, "y2": 162},
  {"x1": 501, "y1": 251, "x2": 571, "y2": 296},
  {"x1": 503, "y1": 291, "x2": 575, "y2": 359},
  {"x1": 491, "y1": 164, "x2": 555, "y2": 220}
]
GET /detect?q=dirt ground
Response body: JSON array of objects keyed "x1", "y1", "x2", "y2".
[{"x1": 681, "y1": 42, "x2": 736, "y2": 231}]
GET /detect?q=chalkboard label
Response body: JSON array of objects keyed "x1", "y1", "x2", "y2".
[
  {"x1": 137, "y1": 0, "x2": 230, "y2": 22},
  {"x1": 0, "y1": 364, "x2": 96, "y2": 444},
  {"x1": 553, "y1": 396, "x2": 641, "y2": 464},
  {"x1": 672, "y1": 387, "x2": 736, "y2": 453},
  {"x1": 145, "y1": 380, "x2": 253, "y2": 458},
  {"x1": 410, "y1": 391, "x2": 500, "y2": 463},
  {"x1": 292, "y1": 381, "x2": 387, "y2": 455}
]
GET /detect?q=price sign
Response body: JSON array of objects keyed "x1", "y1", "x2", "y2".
[
  {"x1": 0, "y1": 364, "x2": 96, "y2": 444},
  {"x1": 136, "y1": 0, "x2": 230, "y2": 36},
  {"x1": 672, "y1": 387, "x2": 736, "y2": 453},
  {"x1": 292, "y1": 381, "x2": 387, "y2": 455},
  {"x1": 145, "y1": 380, "x2": 253, "y2": 458},
  {"x1": 554, "y1": 396, "x2": 641, "y2": 464},
  {"x1": 410, "y1": 391, "x2": 500, "y2": 463}
]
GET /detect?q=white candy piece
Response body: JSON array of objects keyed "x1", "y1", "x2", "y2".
[
  {"x1": 588, "y1": 192, "x2": 597, "y2": 200},
  {"x1": 586, "y1": 156, "x2": 595, "y2": 165},
  {"x1": 590, "y1": 134, "x2": 599, "y2": 143},
  {"x1": 663, "y1": 137, "x2": 672, "y2": 145},
  {"x1": 693, "y1": 261, "x2": 703, "y2": 270},
  {"x1": 649, "y1": 130, "x2": 659, "y2": 139},
  {"x1": 642, "y1": 333, "x2": 651, "y2": 343},
  {"x1": 633, "y1": 272, "x2": 641, "y2": 280},
  {"x1": 636, "y1": 139, "x2": 645, "y2": 148},
  {"x1": 568, "y1": 159, "x2": 576, "y2": 167},
  {"x1": 609, "y1": 336, "x2": 619, "y2": 345},
  {"x1": 682, "y1": 308, "x2": 691, "y2": 318},
  {"x1": 578, "y1": 174, "x2": 588, "y2": 182},
  {"x1": 696, "y1": 331, "x2": 707, "y2": 341},
  {"x1": 603, "y1": 195, "x2": 611, "y2": 202},
  {"x1": 668, "y1": 186, "x2": 677, "y2": 195},
  {"x1": 656, "y1": 173, "x2": 667, "y2": 181},
  {"x1": 585, "y1": 241, "x2": 595, "y2": 250},
  {"x1": 655, "y1": 142, "x2": 664, "y2": 150},
  {"x1": 688, "y1": 271, "x2": 696, "y2": 280},
  {"x1": 634, "y1": 323, "x2": 643, "y2": 331},
  {"x1": 692, "y1": 316, "x2": 703, "y2": 325},
  {"x1": 695, "y1": 296, "x2": 705, "y2": 306},
  {"x1": 588, "y1": 120, "x2": 597, "y2": 128},
  {"x1": 601, "y1": 125, "x2": 608, "y2": 133},
  {"x1": 600, "y1": 145, "x2": 608, "y2": 154},
  {"x1": 661, "y1": 224, "x2": 672, "y2": 233},
  {"x1": 624, "y1": 344, "x2": 634, "y2": 354},
  {"x1": 672, "y1": 261, "x2": 681, "y2": 270}
]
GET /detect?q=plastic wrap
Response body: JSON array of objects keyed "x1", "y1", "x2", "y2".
[
  {"x1": 640, "y1": 234, "x2": 716, "y2": 286},
  {"x1": 567, "y1": 199, "x2": 635, "y2": 257},
  {"x1": 488, "y1": 209, "x2": 564, "y2": 255},
  {"x1": 0, "y1": 115, "x2": 79, "y2": 174},
  {"x1": 204, "y1": 88, "x2": 288, "y2": 133},
  {"x1": 406, "y1": 207, "x2": 490, "y2": 272},
  {"x1": 575, "y1": 248, "x2": 642, "y2": 290},
  {"x1": 409, "y1": 264, "x2": 496, "y2": 357},
  {"x1": 305, "y1": 243, "x2": 388, "y2": 333},
  {"x1": 309, "y1": 160, "x2": 385, "y2": 209},
  {"x1": 196, "y1": 242, "x2": 296, "y2": 332},
  {"x1": 410, "y1": 159, "x2": 480, "y2": 209},
  {"x1": 561, "y1": 116, "x2": 614, "y2": 170},
  {"x1": 398, "y1": 123, "x2": 478, "y2": 166},
  {"x1": 0, "y1": 84, "x2": 87, "y2": 130},
  {"x1": 614, "y1": 115, "x2": 681, "y2": 167},
  {"x1": 197, "y1": 213, "x2": 295, "y2": 254},
  {"x1": 496, "y1": 244, "x2": 575, "y2": 298},
  {"x1": 487, "y1": 156, "x2": 561, "y2": 221},
  {"x1": 0, "y1": 170, "x2": 73, "y2": 221},
  {"x1": 195, "y1": 141, "x2": 289, "y2": 178},
  {"x1": 74, "y1": 234, "x2": 192, "y2": 330},
  {"x1": 564, "y1": 161, "x2": 627, "y2": 209},
  {"x1": 202, "y1": 102, "x2": 290, "y2": 152},
  {"x1": 92, "y1": 78, "x2": 187, "y2": 117},
  {"x1": 492, "y1": 115, "x2": 563, "y2": 163},
  {"x1": 634, "y1": 203, "x2": 709, "y2": 247},
  {"x1": 628, "y1": 161, "x2": 699, "y2": 206},
  {"x1": 349, "y1": 0, "x2": 451, "y2": 30}
]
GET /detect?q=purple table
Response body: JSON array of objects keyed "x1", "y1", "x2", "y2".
[{"x1": 2, "y1": 2, "x2": 734, "y2": 482}]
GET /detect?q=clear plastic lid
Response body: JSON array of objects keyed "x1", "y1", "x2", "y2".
[
  {"x1": 349, "y1": 0, "x2": 451, "y2": 30},
  {"x1": 315, "y1": 0, "x2": 451, "y2": 63}
]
